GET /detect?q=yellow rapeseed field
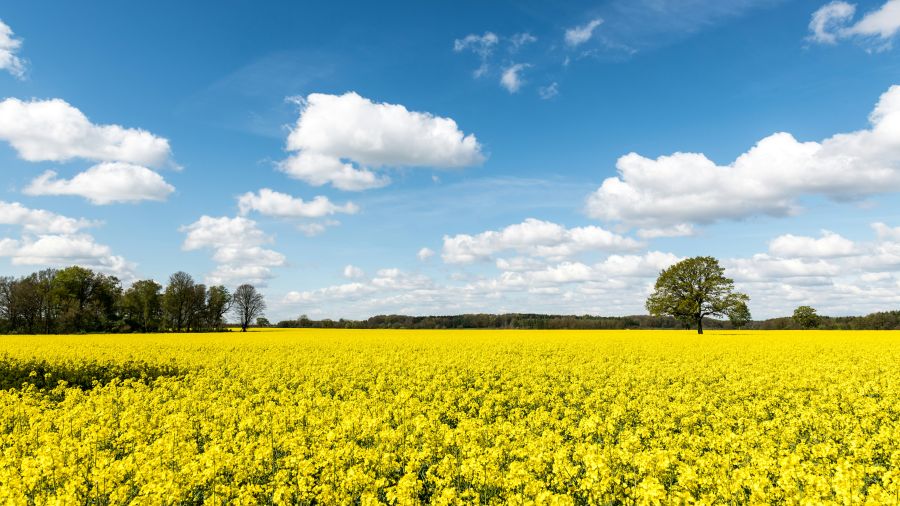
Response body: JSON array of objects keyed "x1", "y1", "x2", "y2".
[{"x1": 1, "y1": 329, "x2": 899, "y2": 504}]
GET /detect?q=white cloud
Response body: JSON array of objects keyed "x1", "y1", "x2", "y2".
[
  {"x1": 343, "y1": 264, "x2": 364, "y2": 278},
  {"x1": 442, "y1": 218, "x2": 642, "y2": 264},
  {"x1": 586, "y1": 85, "x2": 900, "y2": 233},
  {"x1": 768, "y1": 230, "x2": 857, "y2": 258},
  {"x1": 0, "y1": 98, "x2": 171, "y2": 166},
  {"x1": 500, "y1": 64, "x2": 529, "y2": 93},
  {"x1": 872, "y1": 221, "x2": 900, "y2": 241},
  {"x1": 510, "y1": 33, "x2": 537, "y2": 52},
  {"x1": 453, "y1": 32, "x2": 499, "y2": 57},
  {"x1": 9, "y1": 234, "x2": 135, "y2": 279},
  {"x1": 417, "y1": 247, "x2": 435, "y2": 261},
  {"x1": 809, "y1": 0, "x2": 900, "y2": 47},
  {"x1": 296, "y1": 221, "x2": 337, "y2": 237},
  {"x1": 284, "y1": 282, "x2": 375, "y2": 303},
  {"x1": 0, "y1": 201, "x2": 134, "y2": 278},
  {"x1": 279, "y1": 251, "x2": 678, "y2": 320},
  {"x1": 238, "y1": 188, "x2": 358, "y2": 218},
  {"x1": 0, "y1": 19, "x2": 26, "y2": 79},
  {"x1": 454, "y1": 32, "x2": 499, "y2": 77},
  {"x1": 0, "y1": 201, "x2": 95, "y2": 234},
  {"x1": 24, "y1": 162, "x2": 175, "y2": 204},
  {"x1": 565, "y1": 19, "x2": 604, "y2": 47},
  {"x1": 278, "y1": 222, "x2": 900, "y2": 321},
  {"x1": 635, "y1": 224, "x2": 695, "y2": 239},
  {"x1": 538, "y1": 82, "x2": 559, "y2": 100},
  {"x1": 280, "y1": 92, "x2": 484, "y2": 190},
  {"x1": 729, "y1": 254, "x2": 841, "y2": 282},
  {"x1": 15, "y1": 234, "x2": 112, "y2": 265},
  {"x1": 809, "y1": 1, "x2": 857, "y2": 43},
  {"x1": 726, "y1": 222, "x2": 900, "y2": 316},
  {"x1": 850, "y1": 0, "x2": 900, "y2": 39},
  {"x1": 279, "y1": 151, "x2": 390, "y2": 191},
  {"x1": 181, "y1": 215, "x2": 285, "y2": 285},
  {"x1": 182, "y1": 215, "x2": 268, "y2": 250}
]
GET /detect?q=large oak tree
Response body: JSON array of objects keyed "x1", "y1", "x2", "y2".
[{"x1": 646, "y1": 256, "x2": 749, "y2": 334}]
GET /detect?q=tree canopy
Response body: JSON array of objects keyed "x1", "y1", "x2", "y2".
[
  {"x1": 0, "y1": 267, "x2": 262, "y2": 334},
  {"x1": 793, "y1": 305, "x2": 819, "y2": 329},
  {"x1": 646, "y1": 256, "x2": 750, "y2": 334}
]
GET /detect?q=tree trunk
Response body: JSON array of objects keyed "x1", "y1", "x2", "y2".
[{"x1": 697, "y1": 316, "x2": 703, "y2": 334}]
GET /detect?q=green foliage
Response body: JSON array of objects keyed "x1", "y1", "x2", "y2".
[
  {"x1": 793, "y1": 305, "x2": 820, "y2": 329},
  {"x1": 645, "y1": 256, "x2": 750, "y2": 334},
  {"x1": 122, "y1": 279, "x2": 163, "y2": 332},
  {"x1": 0, "y1": 267, "x2": 247, "y2": 334},
  {"x1": 729, "y1": 300, "x2": 752, "y2": 329}
]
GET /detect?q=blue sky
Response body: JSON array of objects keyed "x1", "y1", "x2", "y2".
[{"x1": 1, "y1": 0, "x2": 900, "y2": 320}]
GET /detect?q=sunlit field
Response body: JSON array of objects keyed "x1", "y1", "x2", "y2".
[{"x1": 2, "y1": 329, "x2": 900, "y2": 504}]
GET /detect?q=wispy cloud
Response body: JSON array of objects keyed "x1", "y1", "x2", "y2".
[
  {"x1": 809, "y1": 0, "x2": 900, "y2": 49},
  {"x1": 500, "y1": 63, "x2": 529, "y2": 93},
  {"x1": 565, "y1": 19, "x2": 604, "y2": 47},
  {"x1": 0, "y1": 19, "x2": 26, "y2": 79}
]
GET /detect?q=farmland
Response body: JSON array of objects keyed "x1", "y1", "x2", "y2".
[{"x1": 2, "y1": 329, "x2": 900, "y2": 504}]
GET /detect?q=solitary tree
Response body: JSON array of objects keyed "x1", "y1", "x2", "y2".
[
  {"x1": 646, "y1": 256, "x2": 750, "y2": 334},
  {"x1": 793, "y1": 305, "x2": 819, "y2": 329},
  {"x1": 233, "y1": 284, "x2": 266, "y2": 332}
]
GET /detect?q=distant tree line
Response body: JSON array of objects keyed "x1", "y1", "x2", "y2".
[
  {"x1": 278, "y1": 310, "x2": 900, "y2": 331},
  {"x1": 756, "y1": 309, "x2": 900, "y2": 330},
  {"x1": 277, "y1": 313, "x2": 735, "y2": 330},
  {"x1": 0, "y1": 266, "x2": 265, "y2": 334}
]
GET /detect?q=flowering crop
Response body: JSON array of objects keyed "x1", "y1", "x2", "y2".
[{"x1": 1, "y1": 329, "x2": 900, "y2": 504}]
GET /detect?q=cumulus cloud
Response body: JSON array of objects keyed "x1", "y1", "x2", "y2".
[
  {"x1": 343, "y1": 264, "x2": 364, "y2": 279},
  {"x1": 809, "y1": 0, "x2": 900, "y2": 47},
  {"x1": 872, "y1": 221, "x2": 900, "y2": 241},
  {"x1": 13, "y1": 235, "x2": 123, "y2": 267},
  {"x1": 729, "y1": 254, "x2": 841, "y2": 282},
  {"x1": 284, "y1": 267, "x2": 432, "y2": 306},
  {"x1": 0, "y1": 98, "x2": 176, "y2": 205},
  {"x1": 279, "y1": 151, "x2": 390, "y2": 191},
  {"x1": 500, "y1": 64, "x2": 529, "y2": 93},
  {"x1": 280, "y1": 92, "x2": 484, "y2": 190},
  {"x1": 0, "y1": 201, "x2": 133, "y2": 278},
  {"x1": 238, "y1": 188, "x2": 358, "y2": 219},
  {"x1": 565, "y1": 19, "x2": 604, "y2": 47},
  {"x1": 725, "y1": 222, "x2": 900, "y2": 316},
  {"x1": 586, "y1": 85, "x2": 900, "y2": 233},
  {"x1": 0, "y1": 201, "x2": 96, "y2": 234},
  {"x1": 0, "y1": 98, "x2": 172, "y2": 166},
  {"x1": 24, "y1": 163, "x2": 175, "y2": 204},
  {"x1": 181, "y1": 216, "x2": 285, "y2": 285},
  {"x1": 442, "y1": 218, "x2": 642, "y2": 264},
  {"x1": 417, "y1": 247, "x2": 435, "y2": 261},
  {"x1": 636, "y1": 224, "x2": 695, "y2": 239},
  {"x1": 0, "y1": 19, "x2": 26, "y2": 79},
  {"x1": 277, "y1": 220, "x2": 900, "y2": 320},
  {"x1": 279, "y1": 251, "x2": 679, "y2": 320},
  {"x1": 768, "y1": 230, "x2": 857, "y2": 258}
]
